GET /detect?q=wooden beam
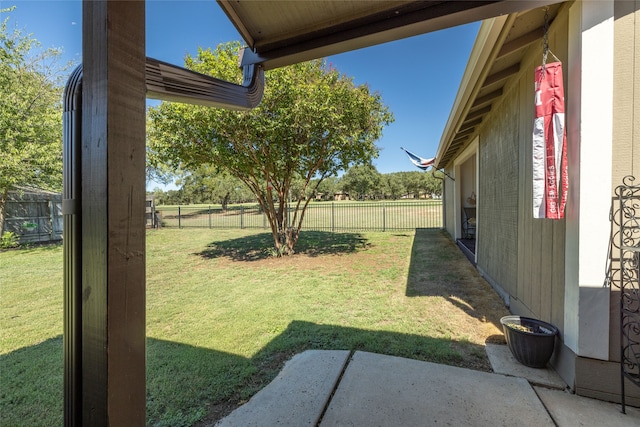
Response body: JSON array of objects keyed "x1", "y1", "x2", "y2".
[
  {"x1": 482, "y1": 63, "x2": 520, "y2": 87},
  {"x1": 450, "y1": 138, "x2": 468, "y2": 147},
  {"x1": 471, "y1": 88, "x2": 503, "y2": 108},
  {"x1": 459, "y1": 117, "x2": 483, "y2": 131},
  {"x1": 465, "y1": 105, "x2": 492, "y2": 120},
  {"x1": 497, "y1": 27, "x2": 544, "y2": 58},
  {"x1": 81, "y1": 1, "x2": 146, "y2": 425},
  {"x1": 454, "y1": 128, "x2": 475, "y2": 139}
]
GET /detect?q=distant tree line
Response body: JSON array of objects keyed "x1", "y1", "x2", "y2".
[{"x1": 150, "y1": 164, "x2": 442, "y2": 206}]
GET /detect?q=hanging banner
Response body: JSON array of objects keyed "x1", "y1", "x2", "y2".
[
  {"x1": 532, "y1": 61, "x2": 568, "y2": 219},
  {"x1": 400, "y1": 147, "x2": 435, "y2": 170}
]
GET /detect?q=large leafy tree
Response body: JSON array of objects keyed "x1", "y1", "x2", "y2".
[
  {"x1": 148, "y1": 42, "x2": 393, "y2": 255},
  {"x1": 382, "y1": 173, "x2": 404, "y2": 200},
  {"x1": 422, "y1": 170, "x2": 444, "y2": 198},
  {"x1": 341, "y1": 164, "x2": 382, "y2": 200},
  {"x1": 0, "y1": 7, "x2": 67, "y2": 232},
  {"x1": 177, "y1": 165, "x2": 253, "y2": 208},
  {"x1": 313, "y1": 175, "x2": 340, "y2": 200}
]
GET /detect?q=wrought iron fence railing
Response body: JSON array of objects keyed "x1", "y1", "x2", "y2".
[{"x1": 156, "y1": 200, "x2": 442, "y2": 232}]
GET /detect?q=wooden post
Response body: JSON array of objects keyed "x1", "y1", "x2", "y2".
[{"x1": 80, "y1": 1, "x2": 146, "y2": 425}]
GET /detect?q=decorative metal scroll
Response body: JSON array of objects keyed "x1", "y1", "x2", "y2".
[{"x1": 610, "y1": 175, "x2": 640, "y2": 413}]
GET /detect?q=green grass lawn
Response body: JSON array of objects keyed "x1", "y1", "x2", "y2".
[{"x1": 0, "y1": 228, "x2": 506, "y2": 426}]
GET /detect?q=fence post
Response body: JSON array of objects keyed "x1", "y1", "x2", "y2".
[
  {"x1": 240, "y1": 205, "x2": 244, "y2": 229},
  {"x1": 383, "y1": 202, "x2": 386, "y2": 232},
  {"x1": 48, "y1": 198, "x2": 54, "y2": 240},
  {"x1": 331, "y1": 202, "x2": 335, "y2": 233},
  {"x1": 178, "y1": 206, "x2": 181, "y2": 229},
  {"x1": 209, "y1": 206, "x2": 212, "y2": 229},
  {"x1": 263, "y1": 207, "x2": 266, "y2": 229}
]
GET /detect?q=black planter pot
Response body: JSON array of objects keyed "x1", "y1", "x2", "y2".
[{"x1": 500, "y1": 315, "x2": 558, "y2": 368}]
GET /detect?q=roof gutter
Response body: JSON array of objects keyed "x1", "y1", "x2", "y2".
[{"x1": 434, "y1": 14, "x2": 514, "y2": 169}]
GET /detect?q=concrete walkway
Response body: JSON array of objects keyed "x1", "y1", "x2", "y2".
[{"x1": 216, "y1": 348, "x2": 640, "y2": 427}]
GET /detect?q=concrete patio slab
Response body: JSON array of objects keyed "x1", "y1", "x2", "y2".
[
  {"x1": 216, "y1": 350, "x2": 350, "y2": 427},
  {"x1": 319, "y1": 351, "x2": 555, "y2": 426},
  {"x1": 486, "y1": 343, "x2": 566, "y2": 389},
  {"x1": 536, "y1": 386, "x2": 640, "y2": 427}
]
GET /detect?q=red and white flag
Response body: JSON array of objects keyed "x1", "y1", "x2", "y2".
[{"x1": 532, "y1": 62, "x2": 568, "y2": 219}]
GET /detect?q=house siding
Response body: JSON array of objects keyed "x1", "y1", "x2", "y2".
[
  {"x1": 443, "y1": 172, "x2": 456, "y2": 237},
  {"x1": 476, "y1": 83, "x2": 520, "y2": 298},
  {"x1": 612, "y1": 0, "x2": 640, "y2": 185},
  {"x1": 609, "y1": 0, "x2": 640, "y2": 363},
  {"x1": 513, "y1": 7, "x2": 568, "y2": 333},
  {"x1": 441, "y1": 1, "x2": 640, "y2": 404},
  {"x1": 612, "y1": 7, "x2": 639, "y2": 365},
  {"x1": 470, "y1": 4, "x2": 568, "y2": 335}
]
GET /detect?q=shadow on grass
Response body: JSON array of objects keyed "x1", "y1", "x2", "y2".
[
  {"x1": 154, "y1": 320, "x2": 488, "y2": 426},
  {"x1": 1, "y1": 321, "x2": 487, "y2": 427},
  {"x1": 0, "y1": 336, "x2": 64, "y2": 427},
  {"x1": 406, "y1": 228, "x2": 507, "y2": 333},
  {"x1": 196, "y1": 230, "x2": 370, "y2": 262}
]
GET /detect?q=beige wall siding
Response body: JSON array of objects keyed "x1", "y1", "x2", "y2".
[
  {"x1": 476, "y1": 5, "x2": 569, "y2": 330},
  {"x1": 443, "y1": 0, "x2": 636, "y2": 397},
  {"x1": 609, "y1": 0, "x2": 640, "y2": 361},
  {"x1": 443, "y1": 171, "x2": 456, "y2": 236},
  {"x1": 612, "y1": 0, "x2": 639, "y2": 184},
  {"x1": 513, "y1": 7, "x2": 568, "y2": 331},
  {"x1": 477, "y1": 82, "x2": 520, "y2": 296}
]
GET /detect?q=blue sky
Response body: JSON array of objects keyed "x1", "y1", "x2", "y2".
[{"x1": 3, "y1": 0, "x2": 479, "y2": 187}]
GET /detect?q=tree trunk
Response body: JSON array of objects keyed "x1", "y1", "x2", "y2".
[{"x1": 221, "y1": 192, "x2": 230, "y2": 211}]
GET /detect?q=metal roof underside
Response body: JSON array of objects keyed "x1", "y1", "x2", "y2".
[
  {"x1": 435, "y1": 2, "x2": 565, "y2": 169},
  {"x1": 217, "y1": 0, "x2": 562, "y2": 70}
]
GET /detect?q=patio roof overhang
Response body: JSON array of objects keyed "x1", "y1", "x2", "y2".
[
  {"x1": 435, "y1": 2, "x2": 565, "y2": 169},
  {"x1": 217, "y1": 0, "x2": 564, "y2": 70}
]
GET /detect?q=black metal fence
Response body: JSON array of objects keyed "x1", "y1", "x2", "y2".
[{"x1": 157, "y1": 200, "x2": 442, "y2": 232}]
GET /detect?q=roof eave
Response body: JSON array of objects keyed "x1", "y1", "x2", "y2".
[
  {"x1": 435, "y1": 15, "x2": 512, "y2": 169},
  {"x1": 224, "y1": 1, "x2": 558, "y2": 71}
]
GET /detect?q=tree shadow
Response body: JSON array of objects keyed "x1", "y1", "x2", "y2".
[
  {"x1": 1, "y1": 321, "x2": 489, "y2": 427},
  {"x1": 405, "y1": 228, "x2": 508, "y2": 334},
  {"x1": 195, "y1": 230, "x2": 370, "y2": 261},
  {"x1": 0, "y1": 336, "x2": 64, "y2": 426}
]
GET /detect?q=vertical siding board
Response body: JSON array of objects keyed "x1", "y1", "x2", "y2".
[
  {"x1": 550, "y1": 9, "x2": 569, "y2": 332},
  {"x1": 540, "y1": 221, "x2": 554, "y2": 319},
  {"x1": 612, "y1": 0, "x2": 637, "y2": 184},
  {"x1": 528, "y1": 220, "x2": 541, "y2": 313},
  {"x1": 478, "y1": 83, "x2": 520, "y2": 295},
  {"x1": 517, "y1": 72, "x2": 529, "y2": 304},
  {"x1": 522, "y1": 36, "x2": 542, "y2": 319},
  {"x1": 552, "y1": 219, "x2": 566, "y2": 330},
  {"x1": 635, "y1": 0, "x2": 640, "y2": 178},
  {"x1": 444, "y1": 174, "x2": 456, "y2": 236}
]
